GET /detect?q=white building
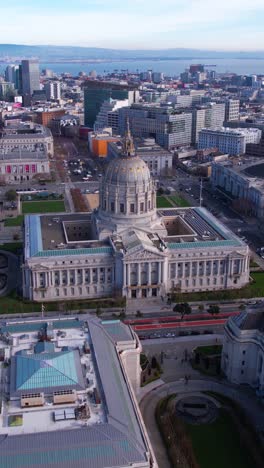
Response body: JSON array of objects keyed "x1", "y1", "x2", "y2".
[
  {"x1": 0, "y1": 122, "x2": 54, "y2": 157},
  {"x1": 225, "y1": 99, "x2": 240, "y2": 122},
  {"x1": 0, "y1": 316, "x2": 156, "y2": 467},
  {"x1": 23, "y1": 127, "x2": 250, "y2": 302},
  {"x1": 198, "y1": 127, "x2": 261, "y2": 156},
  {"x1": 222, "y1": 304, "x2": 264, "y2": 396},
  {"x1": 192, "y1": 103, "x2": 226, "y2": 144},
  {"x1": 211, "y1": 159, "x2": 264, "y2": 218},
  {"x1": 44, "y1": 81, "x2": 61, "y2": 101},
  {"x1": 94, "y1": 98, "x2": 129, "y2": 133},
  {"x1": 108, "y1": 137, "x2": 173, "y2": 176}
]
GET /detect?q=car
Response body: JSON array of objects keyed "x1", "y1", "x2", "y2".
[
  {"x1": 94, "y1": 190, "x2": 99, "y2": 194},
  {"x1": 248, "y1": 300, "x2": 257, "y2": 305}
]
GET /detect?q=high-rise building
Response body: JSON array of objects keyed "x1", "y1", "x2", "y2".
[
  {"x1": 21, "y1": 60, "x2": 40, "y2": 98},
  {"x1": 225, "y1": 99, "x2": 240, "y2": 122},
  {"x1": 44, "y1": 81, "x2": 61, "y2": 101},
  {"x1": 94, "y1": 98, "x2": 129, "y2": 133},
  {"x1": 5, "y1": 65, "x2": 19, "y2": 85},
  {"x1": 0, "y1": 82, "x2": 15, "y2": 100},
  {"x1": 83, "y1": 80, "x2": 139, "y2": 127},
  {"x1": 192, "y1": 103, "x2": 226, "y2": 144},
  {"x1": 119, "y1": 105, "x2": 192, "y2": 149}
]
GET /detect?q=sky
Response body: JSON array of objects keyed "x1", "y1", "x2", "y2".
[{"x1": 1, "y1": 0, "x2": 264, "y2": 50}]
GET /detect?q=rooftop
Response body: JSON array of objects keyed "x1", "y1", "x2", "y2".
[
  {"x1": 0, "y1": 317, "x2": 150, "y2": 468},
  {"x1": 25, "y1": 214, "x2": 111, "y2": 258}
]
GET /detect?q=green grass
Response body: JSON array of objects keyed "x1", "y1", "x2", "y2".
[
  {"x1": 156, "y1": 196, "x2": 174, "y2": 208},
  {"x1": 194, "y1": 345, "x2": 222, "y2": 356},
  {"x1": 0, "y1": 242, "x2": 23, "y2": 254},
  {"x1": 0, "y1": 291, "x2": 126, "y2": 314},
  {"x1": 170, "y1": 194, "x2": 191, "y2": 207},
  {"x1": 187, "y1": 410, "x2": 252, "y2": 468},
  {"x1": 4, "y1": 215, "x2": 24, "y2": 227},
  {"x1": 22, "y1": 200, "x2": 65, "y2": 214},
  {"x1": 171, "y1": 271, "x2": 264, "y2": 302},
  {"x1": 8, "y1": 415, "x2": 23, "y2": 427}
]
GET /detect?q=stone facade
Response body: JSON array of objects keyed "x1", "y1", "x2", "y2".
[
  {"x1": 23, "y1": 128, "x2": 250, "y2": 302},
  {"x1": 222, "y1": 305, "x2": 264, "y2": 395}
]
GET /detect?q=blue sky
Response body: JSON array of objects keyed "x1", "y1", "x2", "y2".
[{"x1": 1, "y1": 0, "x2": 264, "y2": 50}]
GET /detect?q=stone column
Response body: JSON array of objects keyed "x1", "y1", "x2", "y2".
[
  {"x1": 148, "y1": 263, "x2": 151, "y2": 285},
  {"x1": 138, "y1": 263, "x2": 141, "y2": 286},
  {"x1": 123, "y1": 263, "x2": 126, "y2": 287},
  {"x1": 127, "y1": 264, "x2": 131, "y2": 286}
]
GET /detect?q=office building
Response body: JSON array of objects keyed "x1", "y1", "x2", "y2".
[
  {"x1": 0, "y1": 82, "x2": 15, "y2": 101},
  {"x1": 192, "y1": 103, "x2": 226, "y2": 144},
  {"x1": 222, "y1": 304, "x2": 264, "y2": 396},
  {"x1": 198, "y1": 127, "x2": 261, "y2": 156},
  {"x1": 94, "y1": 98, "x2": 129, "y2": 133},
  {"x1": 44, "y1": 81, "x2": 61, "y2": 101},
  {"x1": 21, "y1": 60, "x2": 40, "y2": 100},
  {"x1": 23, "y1": 127, "x2": 249, "y2": 303},
  {"x1": 119, "y1": 104, "x2": 192, "y2": 149},
  {"x1": 5, "y1": 65, "x2": 19, "y2": 85},
  {"x1": 83, "y1": 80, "x2": 139, "y2": 127},
  {"x1": 225, "y1": 99, "x2": 240, "y2": 122},
  {"x1": 0, "y1": 316, "x2": 156, "y2": 468},
  {"x1": 211, "y1": 158, "x2": 264, "y2": 218}
]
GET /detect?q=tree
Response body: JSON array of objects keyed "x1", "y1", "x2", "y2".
[
  {"x1": 151, "y1": 356, "x2": 158, "y2": 369},
  {"x1": 173, "y1": 302, "x2": 192, "y2": 320},
  {"x1": 5, "y1": 189, "x2": 17, "y2": 202},
  {"x1": 157, "y1": 187, "x2": 164, "y2": 196},
  {"x1": 207, "y1": 304, "x2": 220, "y2": 315},
  {"x1": 136, "y1": 310, "x2": 142, "y2": 318},
  {"x1": 198, "y1": 304, "x2": 204, "y2": 312}
]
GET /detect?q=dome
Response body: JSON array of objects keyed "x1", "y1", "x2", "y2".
[{"x1": 104, "y1": 155, "x2": 151, "y2": 186}]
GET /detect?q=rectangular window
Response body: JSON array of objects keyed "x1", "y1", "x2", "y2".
[
  {"x1": 130, "y1": 203, "x2": 135, "y2": 213},
  {"x1": 120, "y1": 203, "x2": 124, "y2": 213}
]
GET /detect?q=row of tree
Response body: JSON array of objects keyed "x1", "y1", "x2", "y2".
[{"x1": 173, "y1": 302, "x2": 220, "y2": 319}]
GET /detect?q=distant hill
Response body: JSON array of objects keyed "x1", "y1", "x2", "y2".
[{"x1": 0, "y1": 44, "x2": 264, "y2": 61}]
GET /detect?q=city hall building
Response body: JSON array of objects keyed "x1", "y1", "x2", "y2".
[{"x1": 23, "y1": 128, "x2": 250, "y2": 302}]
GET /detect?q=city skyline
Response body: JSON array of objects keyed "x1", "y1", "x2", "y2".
[{"x1": 1, "y1": 0, "x2": 264, "y2": 51}]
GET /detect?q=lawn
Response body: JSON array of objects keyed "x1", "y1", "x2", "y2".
[
  {"x1": 187, "y1": 410, "x2": 252, "y2": 468},
  {"x1": 4, "y1": 215, "x2": 24, "y2": 227},
  {"x1": 0, "y1": 242, "x2": 23, "y2": 254},
  {"x1": 171, "y1": 271, "x2": 264, "y2": 302},
  {"x1": 194, "y1": 345, "x2": 222, "y2": 356},
  {"x1": 156, "y1": 196, "x2": 174, "y2": 208},
  {"x1": 22, "y1": 200, "x2": 65, "y2": 214},
  {"x1": 0, "y1": 292, "x2": 126, "y2": 314},
  {"x1": 8, "y1": 415, "x2": 23, "y2": 427},
  {"x1": 169, "y1": 194, "x2": 191, "y2": 207}
]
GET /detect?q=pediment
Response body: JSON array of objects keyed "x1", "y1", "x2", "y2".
[{"x1": 124, "y1": 248, "x2": 165, "y2": 261}]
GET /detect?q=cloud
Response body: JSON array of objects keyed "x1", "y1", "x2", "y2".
[{"x1": 0, "y1": 0, "x2": 264, "y2": 49}]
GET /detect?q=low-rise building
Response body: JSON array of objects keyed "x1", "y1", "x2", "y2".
[
  {"x1": 0, "y1": 316, "x2": 156, "y2": 467},
  {"x1": 211, "y1": 158, "x2": 264, "y2": 218},
  {"x1": 0, "y1": 122, "x2": 53, "y2": 157},
  {"x1": 222, "y1": 304, "x2": 264, "y2": 396},
  {"x1": 198, "y1": 127, "x2": 261, "y2": 156}
]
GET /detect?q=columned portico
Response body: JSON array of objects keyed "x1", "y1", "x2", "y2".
[{"x1": 123, "y1": 258, "x2": 165, "y2": 299}]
